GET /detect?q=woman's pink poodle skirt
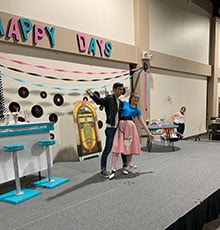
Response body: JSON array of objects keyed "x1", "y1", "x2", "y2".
[{"x1": 111, "y1": 120, "x2": 141, "y2": 155}]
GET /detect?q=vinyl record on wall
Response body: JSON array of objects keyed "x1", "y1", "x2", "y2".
[
  {"x1": 31, "y1": 105, "x2": 43, "y2": 118},
  {"x1": 53, "y1": 94, "x2": 64, "y2": 106},
  {"x1": 49, "y1": 113, "x2": 58, "y2": 123},
  {"x1": 9, "y1": 102, "x2": 20, "y2": 112},
  {"x1": 40, "y1": 91, "x2": 47, "y2": 99},
  {"x1": 18, "y1": 86, "x2": 29, "y2": 98},
  {"x1": 50, "y1": 133, "x2": 55, "y2": 139}
]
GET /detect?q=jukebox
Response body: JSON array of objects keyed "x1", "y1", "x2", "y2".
[{"x1": 73, "y1": 99, "x2": 102, "y2": 160}]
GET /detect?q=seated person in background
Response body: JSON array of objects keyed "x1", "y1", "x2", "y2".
[
  {"x1": 172, "y1": 106, "x2": 186, "y2": 139},
  {"x1": 161, "y1": 126, "x2": 183, "y2": 141}
]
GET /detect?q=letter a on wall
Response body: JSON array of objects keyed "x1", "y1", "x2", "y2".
[{"x1": 73, "y1": 99, "x2": 102, "y2": 161}]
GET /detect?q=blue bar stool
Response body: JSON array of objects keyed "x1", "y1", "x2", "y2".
[
  {"x1": 39, "y1": 139, "x2": 55, "y2": 182},
  {"x1": 0, "y1": 143, "x2": 42, "y2": 204},
  {"x1": 33, "y1": 139, "x2": 69, "y2": 189},
  {"x1": 4, "y1": 144, "x2": 24, "y2": 195}
]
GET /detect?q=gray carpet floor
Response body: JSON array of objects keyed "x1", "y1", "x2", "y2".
[{"x1": 1, "y1": 139, "x2": 220, "y2": 230}]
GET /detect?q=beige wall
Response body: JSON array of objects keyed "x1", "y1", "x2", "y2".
[
  {"x1": 148, "y1": 0, "x2": 212, "y2": 136},
  {"x1": 0, "y1": 0, "x2": 135, "y2": 45}
]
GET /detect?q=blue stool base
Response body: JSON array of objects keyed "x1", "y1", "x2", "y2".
[
  {"x1": 32, "y1": 177, "x2": 69, "y2": 189},
  {"x1": 0, "y1": 188, "x2": 42, "y2": 205}
]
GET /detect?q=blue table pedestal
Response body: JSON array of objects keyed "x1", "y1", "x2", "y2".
[
  {"x1": 33, "y1": 176, "x2": 69, "y2": 189},
  {"x1": 0, "y1": 188, "x2": 42, "y2": 205}
]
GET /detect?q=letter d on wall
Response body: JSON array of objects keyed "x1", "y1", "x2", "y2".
[{"x1": 77, "y1": 33, "x2": 87, "y2": 52}]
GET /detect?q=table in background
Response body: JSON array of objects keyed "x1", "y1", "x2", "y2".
[{"x1": 140, "y1": 124, "x2": 179, "y2": 152}]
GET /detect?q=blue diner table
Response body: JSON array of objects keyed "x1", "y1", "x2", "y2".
[
  {"x1": 0, "y1": 121, "x2": 54, "y2": 184},
  {"x1": 140, "y1": 124, "x2": 179, "y2": 152}
]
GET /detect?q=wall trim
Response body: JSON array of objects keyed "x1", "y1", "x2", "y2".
[{"x1": 150, "y1": 50, "x2": 212, "y2": 77}]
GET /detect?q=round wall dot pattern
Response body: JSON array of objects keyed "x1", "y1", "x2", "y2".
[
  {"x1": 9, "y1": 102, "x2": 20, "y2": 113},
  {"x1": 18, "y1": 86, "x2": 29, "y2": 98},
  {"x1": 31, "y1": 105, "x2": 43, "y2": 118},
  {"x1": 49, "y1": 113, "x2": 58, "y2": 123},
  {"x1": 40, "y1": 91, "x2": 47, "y2": 99},
  {"x1": 53, "y1": 94, "x2": 64, "y2": 106}
]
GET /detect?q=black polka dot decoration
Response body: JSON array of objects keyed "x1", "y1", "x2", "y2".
[
  {"x1": 18, "y1": 116, "x2": 25, "y2": 122},
  {"x1": 98, "y1": 120, "x2": 103, "y2": 129},
  {"x1": 49, "y1": 113, "x2": 58, "y2": 123},
  {"x1": 83, "y1": 96, "x2": 88, "y2": 101},
  {"x1": 50, "y1": 133, "x2": 55, "y2": 139},
  {"x1": 9, "y1": 102, "x2": 20, "y2": 113},
  {"x1": 31, "y1": 105, "x2": 43, "y2": 118},
  {"x1": 40, "y1": 91, "x2": 47, "y2": 99},
  {"x1": 53, "y1": 94, "x2": 64, "y2": 106},
  {"x1": 18, "y1": 86, "x2": 29, "y2": 98}
]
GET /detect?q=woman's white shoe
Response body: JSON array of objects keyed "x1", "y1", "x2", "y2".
[
  {"x1": 123, "y1": 169, "x2": 129, "y2": 175},
  {"x1": 109, "y1": 169, "x2": 116, "y2": 180}
]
